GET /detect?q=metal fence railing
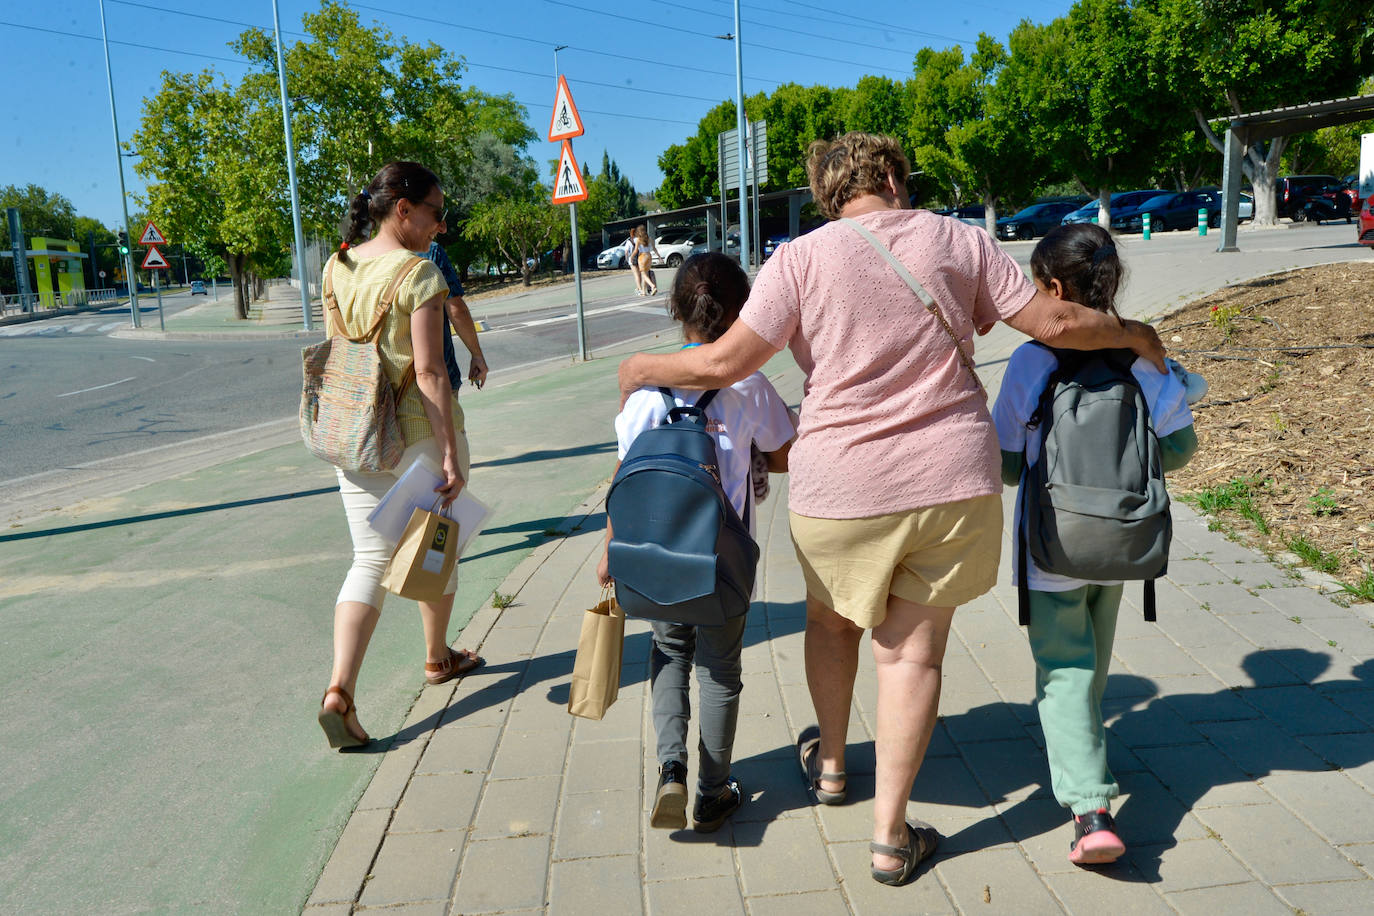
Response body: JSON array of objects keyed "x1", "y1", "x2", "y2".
[{"x1": 1, "y1": 287, "x2": 121, "y2": 317}]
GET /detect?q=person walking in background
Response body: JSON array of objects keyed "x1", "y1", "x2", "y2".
[
  {"x1": 992, "y1": 224, "x2": 1197, "y2": 865},
  {"x1": 316, "y1": 161, "x2": 483, "y2": 751},
  {"x1": 634, "y1": 225, "x2": 660, "y2": 296},
  {"x1": 419, "y1": 238, "x2": 490, "y2": 391},
  {"x1": 618, "y1": 132, "x2": 1166, "y2": 886},
  {"x1": 599, "y1": 252, "x2": 795, "y2": 833},
  {"x1": 622, "y1": 233, "x2": 644, "y2": 295}
]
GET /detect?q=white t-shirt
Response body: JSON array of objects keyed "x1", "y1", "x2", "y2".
[
  {"x1": 992, "y1": 343, "x2": 1194, "y2": 592},
  {"x1": 615, "y1": 371, "x2": 796, "y2": 535}
]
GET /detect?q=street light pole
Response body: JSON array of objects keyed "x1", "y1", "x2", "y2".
[
  {"x1": 98, "y1": 0, "x2": 140, "y2": 328},
  {"x1": 272, "y1": 0, "x2": 313, "y2": 331}
]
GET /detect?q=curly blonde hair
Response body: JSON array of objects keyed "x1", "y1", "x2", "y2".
[{"x1": 806, "y1": 132, "x2": 911, "y2": 220}]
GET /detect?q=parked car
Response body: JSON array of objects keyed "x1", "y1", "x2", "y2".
[
  {"x1": 1276, "y1": 174, "x2": 1339, "y2": 220},
  {"x1": 995, "y1": 201, "x2": 1083, "y2": 240},
  {"x1": 652, "y1": 233, "x2": 702, "y2": 268},
  {"x1": 1359, "y1": 195, "x2": 1374, "y2": 248},
  {"x1": 596, "y1": 241, "x2": 630, "y2": 270},
  {"x1": 189, "y1": 280, "x2": 207, "y2": 296},
  {"x1": 934, "y1": 204, "x2": 986, "y2": 227},
  {"x1": 689, "y1": 230, "x2": 741, "y2": 258},
  {"x1": 1061, "y1": 191, "x2": 1157, "y2": 225},
  {"x1": 1111, "y1": 190, "x2": 1220, "y2": 233},
  {"x1": 763, "y1": 234, "x2": 790, "y2": 258}
]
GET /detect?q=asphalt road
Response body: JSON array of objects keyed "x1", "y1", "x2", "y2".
[{"x1": 0, "y1": 284, "x2": 679, "y2": 483}]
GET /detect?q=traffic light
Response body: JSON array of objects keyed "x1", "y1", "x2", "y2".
[{"x1": 118, "y1": 230, "x2": 129, "y2": 255}]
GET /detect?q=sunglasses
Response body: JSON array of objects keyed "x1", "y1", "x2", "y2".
[{"x1": 417, "y1": 199, "x2": 448, "y2": 223}]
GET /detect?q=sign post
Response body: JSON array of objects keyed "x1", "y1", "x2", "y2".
[
  {"x1": 139, "y1": 221, "x2": 170, "y2": 331},
  {"x1": 548, "y1": 73, "x2": 589, "y2": 361}
]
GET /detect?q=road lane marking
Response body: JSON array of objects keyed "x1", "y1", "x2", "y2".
[
  {"x1": 57, "y1": 377, "x2": 136, "y2": 398},
  {"x1": 69, "y1": 322, "x2": 94, "y2": 332},
  {"x1": 100, "y1": 322, "x2": 122, "y2": 331},
  {"x1": 497, "y1": 300, "x2": 667, "y2": 332},
  {"x1": 129, "y1": 356, "x2": 156, "y2": 362}
]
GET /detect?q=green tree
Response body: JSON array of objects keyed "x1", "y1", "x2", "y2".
[
  {"x1": 1147, "y1": 0, "x2": 1374, "y2": 225},
  {"x1": 0, "y1": 184, "x2": 79, "y2": 293},
  {"x1": 465, "y1": 199, "x2": 567, "y2": 286},
  {"x1": 909, "y1": 36, "x2": 1038, "y2": 231}
]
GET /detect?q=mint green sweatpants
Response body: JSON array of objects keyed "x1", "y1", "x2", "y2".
[{"x1": 1026, "y1": 584, "x2": 1124, "y2": 816}]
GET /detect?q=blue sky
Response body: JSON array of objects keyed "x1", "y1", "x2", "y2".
[{"x1": 0, "y1": 0, "x2": 1070, "y2": 229}]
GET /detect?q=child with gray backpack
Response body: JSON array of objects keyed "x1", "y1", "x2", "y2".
[{"x1": 992, "y1": 224, "x2": 1199, "y2": 866}]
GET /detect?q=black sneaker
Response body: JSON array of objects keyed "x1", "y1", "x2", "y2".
[
  {"x1": 692, "y1": 777, "x2": 742, "y2": 833},
  {"x1": 650, "y1": 761, "x2": 688, "y2": 830},
  {"x1": 1068, "y1": 808, "x2": 1125, "y2": 865}
]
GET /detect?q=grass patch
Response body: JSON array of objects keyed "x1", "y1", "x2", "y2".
[
  {"x1": 1182, "y1": 477, "x2": 1270, "y2": 534},
  {"x1": 1308, "y1": 487, "x2": 1339, "y2": 517},
  {"x1": 1342, "y1": 570, "x2": 1374, "y2": 603},
  {"x1": 491, "y1": 591, "x2": 516, "y2": 609},
  {"x1": 1286, "y1": 535, "x2": 1341, "y2": 575}
]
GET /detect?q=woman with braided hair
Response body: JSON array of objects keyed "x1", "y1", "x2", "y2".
[
  {"x1": 597, "y1": 252, "x2": 796, "y2": 833},
  {"x1": 316, "y1": 161, "x2": 483, "y2": 751}
]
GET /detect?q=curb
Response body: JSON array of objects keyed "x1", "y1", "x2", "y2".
[
  {"x1": 110, "y1": 327, "x2": 325, "y2": 342},
  {"x1": 304, "y1": 484, "x2": 610, "y2": 909}
]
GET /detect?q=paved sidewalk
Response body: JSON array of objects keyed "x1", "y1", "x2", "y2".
[{"x1": 306, "y1": 316, "x2": 1374, "y2": 911}]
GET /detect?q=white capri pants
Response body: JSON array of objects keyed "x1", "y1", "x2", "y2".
[{"x1": 335, "y1": 429, "x2": 471, "y2": 608}]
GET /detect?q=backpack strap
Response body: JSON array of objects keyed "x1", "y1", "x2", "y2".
[
  {"x1": 1018, "y1": 476, "x2": 1031, "y2": 626},
  {"x1": 839, "y1": 217, "x2": 983, "y2": 394},
  {"x1": 658, "y1": 386, "x2": 719, "y2": 421},
  {"x1": 326, "y1": 254, "x2": 425, "y2": 395}
]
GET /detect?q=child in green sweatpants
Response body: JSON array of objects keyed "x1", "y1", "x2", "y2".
[{"x1": 992, "y1": 224, "x2": 1200, "y2": 865}]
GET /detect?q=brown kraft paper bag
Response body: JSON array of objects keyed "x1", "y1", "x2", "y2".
[
  {"x1": 567, "y1": 590, "x2": 625, "y2": 720},
  {"x1": 381, "y1": 505, "x2": 458, "y2": 602}
]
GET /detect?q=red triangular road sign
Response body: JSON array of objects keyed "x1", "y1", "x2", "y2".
[
  {"x1": 138, "y1": 221, "x2": 168, "y2": 245},
  {"x1": 551, "y1": 141, "x2": 589, "y2": 204},
  {"x1": 547, "y1": 75, "x2": 585, "y2": 142},
  {"x1": 141, "y1": 245, "x2": 170, "y2": 269}
]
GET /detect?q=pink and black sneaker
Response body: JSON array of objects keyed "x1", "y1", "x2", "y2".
[{"x1": 1069, "y1": 808, "x2": 1125, "y2": 865}]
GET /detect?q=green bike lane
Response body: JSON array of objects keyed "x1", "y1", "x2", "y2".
[{"x1": 0, "y1": 345, "x2": 675, "y2": 913}]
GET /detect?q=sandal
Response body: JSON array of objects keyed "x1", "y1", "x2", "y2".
[
  {"x1": 796, "y1": 725, "x2": 847, "y2": 805},
  {"x1": 870, "y1": 819, "x2": 939, "y2": 886},
  {"x1": 425, "y1": 647, "x2": 484, "y2": 686},
  {"x1": 318, "y1": 686, "x2": 369, "y2": 749}
]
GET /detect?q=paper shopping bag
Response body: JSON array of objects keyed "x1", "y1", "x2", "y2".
[
  {"x1": 567, "y1": 591, "x2": 625, "y2": 720},
  {"x1": 380, "y1": 504, "x2": 458, "y2": 601}
]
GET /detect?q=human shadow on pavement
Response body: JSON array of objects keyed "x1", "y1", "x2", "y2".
[
  {"x1": 461, "y1": 513, "x2": 605, "y2": 562},
  {"x1": 1113, "y1": 649, "x2": 1374, "y2": 882},
  {"x1": 470, "y1": 441, "x2": 616, "y2": 471}
]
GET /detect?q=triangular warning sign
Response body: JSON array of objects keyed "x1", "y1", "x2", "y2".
[
  {"x1": 138, "y1": 221, "x2": 168, "y2": 245},
  {"x1": 551, "y1": 142, "x2": 589, "y2": 204},
  {"x1": 547, "y1": 75, "x2": 585, "y2": 142},
  {"x1": 141, "y1": 245, "x2": 170, "y2": 269}
]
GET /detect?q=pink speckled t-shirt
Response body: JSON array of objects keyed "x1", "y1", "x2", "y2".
[{"x1": 740, "y1": 208, "x2": 1036, "y2": 519}]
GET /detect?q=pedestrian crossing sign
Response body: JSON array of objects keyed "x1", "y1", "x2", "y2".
[
  {"x1": 138, "y1": 221, "x2": 168, "y2": 245},
  {"x1": 551, "y1": 141, "x2": 588, "y2": 204},
  {"x1": 547, "y1": 74, "x2": 584, "y2": 142},
  {"x1": 140, "y1": 245, "x2": 170, "y2": 269}
]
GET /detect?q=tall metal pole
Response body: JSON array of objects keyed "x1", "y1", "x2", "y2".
[
  {"x1": 98, "y1": 0, "x2": 140, "y2": 328},
  {"x1": 556, "y1": 45, "x2": 588, "y2": 361},
  {"x1": 273, "y1": 0, "x2": 313, "y2": 330},
  {"x1": 732, "y1": 0, "x2": 749, "y2": 271}
]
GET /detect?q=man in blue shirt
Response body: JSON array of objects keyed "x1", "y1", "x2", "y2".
[{"x1": 420, "y1": 240, "x2": 489, "y2": 390}]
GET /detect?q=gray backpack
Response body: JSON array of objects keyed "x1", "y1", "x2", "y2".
[{"x1": 1018, "y1": 345, "x2": 1171, "y2": 623}]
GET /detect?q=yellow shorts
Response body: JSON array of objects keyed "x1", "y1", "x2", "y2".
[{"x1": 789, "y1": 494, "x2": 1002, "y2": 629}]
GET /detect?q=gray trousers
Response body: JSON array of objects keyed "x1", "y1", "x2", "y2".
[{"x1": 650, "y1": 616, "x2": 746, "y2": 796}]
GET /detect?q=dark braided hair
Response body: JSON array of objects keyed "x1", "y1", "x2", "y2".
[
  {"x1": 668, "y1": 252, "x2": 750, "y2": 343},
  {"x1": 338, "y1": 161, "x2": 440, "y2": 263},
  {"x1": 1029, "y1": 223, "x2": 1125, "y2": 320}
]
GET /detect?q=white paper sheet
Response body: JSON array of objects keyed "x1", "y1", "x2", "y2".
[{"x1": 367, "y1": 455, "x2": 492, "y2": 556}]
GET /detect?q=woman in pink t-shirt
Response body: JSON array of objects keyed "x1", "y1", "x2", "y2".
[{"x1": 618, "y1": 132, "x2": 1166, "y2": 887}]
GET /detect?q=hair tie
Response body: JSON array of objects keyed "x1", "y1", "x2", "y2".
[
  {"x1": 693, "y1": 281, "x2": 712, "y2": 299},
  {"x1": 339, "y1": 241, "x2": 350, "y2": 250},
  {"x1": 359, "y1": 189, "x2": 372, "y2": 201},
  {"x1": 1091, "y1": 243, "x2": 1116, "y2": 266}
]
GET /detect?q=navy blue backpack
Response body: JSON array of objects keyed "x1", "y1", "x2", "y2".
[{"x1": 606, "y1": 388, "x2": 758, "y2": 626}]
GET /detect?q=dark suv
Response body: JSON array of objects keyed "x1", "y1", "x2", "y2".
[{"x1": 1276, "y1": 175, "x2": 1338, "y2": 220}]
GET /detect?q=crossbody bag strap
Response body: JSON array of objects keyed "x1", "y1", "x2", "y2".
[
  {"x1": 839, "y1": 217, "x2": 984, "y2": 393},
  {"x1": 336, "y1": 254, "x2": 426, "y2": 395},
  {"x1": 322, "y1": 257, "x2": 344, "y2": 338}
]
